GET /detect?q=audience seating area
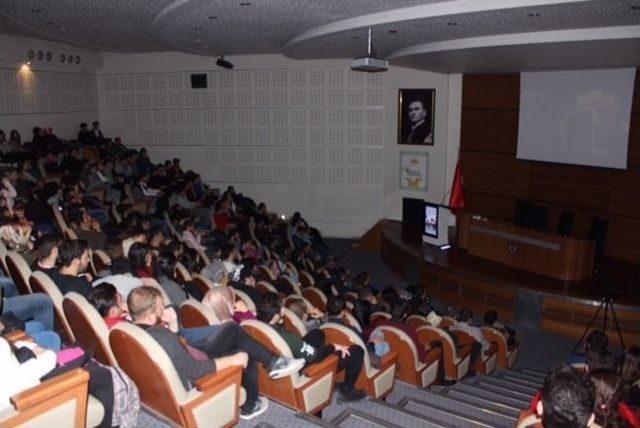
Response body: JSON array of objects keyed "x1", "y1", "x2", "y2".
[{"x1": 1, "y1": 126, "x2": 638, "y2": 428}]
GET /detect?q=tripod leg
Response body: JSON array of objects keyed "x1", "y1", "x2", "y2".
[
  {"x1": 571, "y1": 297, "x2": 605, "y2": 356},
  {"x1": 603, "y1": 298, "x2": 609, "y2": 333},
  {"x1": 608, "y1": 299, "x2": 626, "y2": 349}
]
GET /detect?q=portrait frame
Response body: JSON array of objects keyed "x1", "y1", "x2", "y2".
[
  {"x1": 399, "y1": 151, "x2": 428, "y2": 191},
  {"x1": 398, "y1": 88, "x2": 435, "y2": 145}
]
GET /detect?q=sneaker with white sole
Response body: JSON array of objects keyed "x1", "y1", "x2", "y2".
[
  {"x1": 239, "y1": 396, "x2": 269, "y2": 420},
  {"x1": 267, "y1": 356, "x2": 305, "y2": 379}
]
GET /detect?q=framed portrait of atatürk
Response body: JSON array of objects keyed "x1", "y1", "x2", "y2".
[{"x1": 398, "y1": 89, "x2": 435, "y2": 145}]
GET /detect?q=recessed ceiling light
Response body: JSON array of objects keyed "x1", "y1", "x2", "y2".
[
  {"x1": 528, "y1": 12, "x2": 541, "y2": 17},
  {"x1": 240, "y1": 2, "x2": 251, "y2": 5},
  {"x1": 209, "y1": 15, "x2": 218, "y2": 19},
  {"x1": 194, "y1": 26, "x2": 202, "y2": 31},
  {"x1": 631, "y1": 5, "x2": 640, "y2": 10},
  {"x1": 447, "y1": 22, "x2": 458, "y2": 26},
  {"x1": 388, "y1": 29, "x2": 398, "y2": 34},
  {"x1": 46, "y1": 21, "x2": 55, "y2": 26},
  {"x1": 30, "y1": 8, "x2": 41, "y2": 13},
  {"x1": 60, "y1": 26, "x2": 66, "y2": 31},
  {"x1": 351, "y1": 35, "x2": 359, "y2": 39}
]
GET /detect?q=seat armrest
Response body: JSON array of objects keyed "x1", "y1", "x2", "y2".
[
  {"x1": 485, "y1": 342, "x2": 499, "y2": 356},
  {"x1": 3, "y1": 330, "x2": 29, "y2": 342},
  {"x1": 302, "y1": 354, "x2": 338, "y2": 378},
  {"x1": 379, "y1": 350, "x2": 398, "y2": 368},
  {"x1": 457, "y1": 344, "x2": 473, "y2": 359},
  {"x1": 11, "y1": 368, "x2": 89, "y2": 410},
  {"x1": 193, "y1": 365, "x2": 243, "y2": 392}
]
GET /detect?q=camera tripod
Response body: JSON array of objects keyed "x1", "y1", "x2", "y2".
[{"x1": 571, "y1": 285, "x2": 625, "y2": 355}]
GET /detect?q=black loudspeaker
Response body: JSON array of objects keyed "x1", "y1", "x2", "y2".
[
  {"x1": 514, "y1": 200, "x2": 534, "y2": 228},
  {"x1": 556, "y1": 210, "x2": 575, "y2": 236},
  {"x1": 587, "y1": 217, "x2": 609, "y2": 255},
  {"x1": 190, "y1": 73, "x2": 207, "y2": 89}
]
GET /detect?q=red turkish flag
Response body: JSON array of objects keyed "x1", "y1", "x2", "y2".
[{"x1": 449, "y1": 159, "x2": 465, "y2": 212}]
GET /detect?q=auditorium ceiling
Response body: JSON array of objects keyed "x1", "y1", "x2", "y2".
[{"x1": 0, "y1": 0, "x2": 639, "y2": 72}]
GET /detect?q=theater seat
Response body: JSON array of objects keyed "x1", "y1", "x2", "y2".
[
  {"x1": 5, "y1": 251, "x2": 33, "y2": 295},
  {"x1": 344, "y1": 312, "x2": 363, "y2": 333},
  {"x1": 174, "y1": 262, "x2": 193, "y2": 285},
  {"x1": 63, "y1": 292, "x2": 117, "y2": 366},
  {"x1": 302, "y1": 287, "x2": 327, "y2": 312},
  {"x1": 281, "y1": 307, "x2": 307, "y2": 337},
  {"x1": 29, "y1": 271, "x2": 75, "y2": 343},
  {"x1": 405, "y1": 314, "x2": 427, "y2": 330},
  {"x1": 320, "y1": 323, "x2": 397, "y2": 399},
  {"x1": 449, "y1": 329, "x2": 499, "y2": 375},
  {"x1": 256, "y1": 280, "x2": 279, "y2": 296},
  {"x1": 231, "y1": 288, "x2": 256, "y2": 313},
  {"x1": 179, "y1": 299, "x2": 219, "y2": 328},
  {"x1": 0, "y1": 240, "x2": 9, "y2": 275},
  {"x1": 257, "y1": 265, "x2": 276, "y2": 282},
  {"x1": 372, "y1": 325, "x2": 440, "y2": 388},
  {"x1": 370, "y1": 311, "x2": 391, "y2": 323},
  {"x1": 241, "y1": 319, "x2": 338, "y2": 414},
  {"x1": 440, "y1": 316, "x2": 457, "y2": 329},
  {"x1": 481, "y1": 327, "x2": 518, "y2": 369},
  {"x1": 0, "y1": 368, "x2": 95, "y2": 428},
  {"x1": 91, "y1": 250, "x2": 111, "y2": 275},
  {"x1": 416, "y1": 325, "x2": 472, "y2": 381},
  {"x1": 110, "y1": 322, "x2": 243, "y2": 428},
  {"x1": 279, "y1": 276, "x2": 302, "y2": 296},
  {"x1": 299, "y1": 270, "x2": 315, "y2": 289},
  {"x1": 192, "y1": 274, "x2": 214, "y2": 297}
]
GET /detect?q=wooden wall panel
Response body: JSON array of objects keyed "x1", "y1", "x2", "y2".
[
  {"x1": 628, "y1": 113, "x2": 640, "y2": 166},
  {"x1": 609, "y1": 166, "x2": 640, "y2": 218},
  {"x1": 463, "y1": 192, "x2": 517, "y2": 221},
  {"x1": 529, "y1": 163, "x2": 613, "y2": 211},
  {"x1": 461, "y1": 70, "x2": 640, "y2": 264},
  {"x1": 461, "y1": 152, "x2": 530, "y2": 198},
  {"x1": 460, "y1": 110, "x2": 518, "y2": 154},
  {"x1": 462, "y1": 74, "x2": 519, "y2": 110},
  {"x1": 605, "y1": 216, "x2": 640, "y2": 263}
]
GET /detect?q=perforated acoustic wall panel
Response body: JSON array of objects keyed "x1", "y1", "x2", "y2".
[{"x1": 98, "y1": 68, "x2": 385, "y2": 187}]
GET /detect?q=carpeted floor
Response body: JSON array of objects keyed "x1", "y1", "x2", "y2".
[{"x1": 326, "y1": 238, "x2": 578, "y2": 372}]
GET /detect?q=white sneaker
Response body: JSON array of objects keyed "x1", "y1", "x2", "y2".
[
  {"x1": 268, "y1": 357, "x2": 305, "y2": 379},
  {"x1": 239, "y1": 396, "x2": 269, "y2": 420}
]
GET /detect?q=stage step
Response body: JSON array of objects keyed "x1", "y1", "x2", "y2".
[
  {"x1": 448, "y1": 383, "x2": 530, "y2": 409},
  {"x1": 395, "y1": 392, "x2": 516, "y2": 427},
  {"x1": 441, "y1": 388, "x2": 523, "y2": 418},
  {"x1": 468, "y1": 375, "x2": 539, "y2": 396},
  {"x1": 324, "y1": 397, "x2": 450, "y2": 428}
]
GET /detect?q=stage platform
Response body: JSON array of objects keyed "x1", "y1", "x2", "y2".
[{"x1": 378, "y1": 220, "x2": 639, "y2": 346}]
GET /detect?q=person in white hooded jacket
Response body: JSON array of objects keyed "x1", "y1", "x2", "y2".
[{"x1": 0, "y1": 337, "x2": 56, "y2": 411}]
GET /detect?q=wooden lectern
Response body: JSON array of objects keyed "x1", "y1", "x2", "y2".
[{"x1": 457, "y1": 214, "x2": 595, "y2": 282}]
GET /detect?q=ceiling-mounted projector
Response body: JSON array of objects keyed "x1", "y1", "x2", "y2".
[{"x1": 351, "y1": 27, "x2": 388, "y2": 73}]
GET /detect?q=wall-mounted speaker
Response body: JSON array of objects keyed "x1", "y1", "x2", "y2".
[{"x1": 190, "y1": 73, "x2": 207, "y2": 89}]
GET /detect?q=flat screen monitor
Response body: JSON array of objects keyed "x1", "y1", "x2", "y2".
[{"x1": 424, "y1": 203, "x2": 439, "y2": 238}]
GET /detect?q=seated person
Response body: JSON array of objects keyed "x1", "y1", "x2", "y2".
[
  {"x1": 32, "y1": 233, "x2": 60, "y2": 279},
  {"x1": 567, "y1": 330, "x2": 608, "y2": 366},
  {"x1": 1, "y1": 293, "x2": 61, "y2": 351},
  {"x1": 67, "y1": 207, "x2": 106, "y2": 251},
  {"x1": 54, "y1": 239, "x2": 92, "y2": 296},
  {"x1": 586, "y1": 347, "x2": 617, "y2": 372},
  {"x1": 202, "y1": 286, "x2": 256, "y2": 323},
  {"x1": 450, "y1": 309, "x2": 491, "y2": 367},
  {"x1": 589, "y1": 369, "x2": 640, "y2": 428},
  {"x1": 325, "y1": 296, "x2": 364, "y2": 340},
  {"x1": 93, "y1": 257, "x2": 144, "y2": 300},
  {"x1": 0, "y1": 337, "x2": 57, "y2": 412},
  {"x1": 154, "y1": 252, "x2": 189, "y2": 306},
  {"x1": 369, "y1": 300, "x2": 428, "y2": 363},
  {"x1": 87, "y1": 283, "x2": 129, "y2": 329},
  {"x1": 483, "y1": 309, "x2": 516, "y2": 346},
  {"x1": 619, "y1": 347, "x2": 640, "y2": 408},
  {"x1": 533, "y1": 366, "x2": 595, "y2": 428},
  {"x1": 200, "y1": 260, "x2": 229, "y2": 288},
  {"x1": 256, "y1": 293, "x2": 366, "y2": 402},
  {"x1": 229, "y1": 265, "x2": 262, "y2": 306},
  {"x1": 287, "y1": 298, "x2": 324, "y2": 332},
  {"x1": 127, "y1": 286, "x2": 304, "y2": 420}
]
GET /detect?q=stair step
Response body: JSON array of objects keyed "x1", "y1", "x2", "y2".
[
  {"x1": 324, "y1": 398, "x2": 450, "y2": 428},
  {"x1": 498, "y1": 373, "x2": 544, "y2": 388},
  {"x1": 442, "y1": 389, "x2": 522, "y2": 418},
  {"x1": 471, "y1": 375, "x2": 539, "y2": 395},
  {"x1": 465, "y1": 379, "x2": 534, "y2": 401},
  {"x1": 237, "y1": 401, "x2": 325, "y2": 428},
  {"x1": 330, "y1": 408, "x2": 403, "y2": 428},
  {"x1": 516, "y1": 367, "x2": 548, "y2": 379},
  {"x1": 397, "y1": 394, "x2": 515, "y2": 428},
  {"x1": 494, "y1": 368, "x2": 545, "y2": 386},
  {"x1": 449, "y1": 383, "x2": 530, "y2": 409}
]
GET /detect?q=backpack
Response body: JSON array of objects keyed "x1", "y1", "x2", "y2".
[{"x1": 105, "y1": 364, "x2": 140, "y2": 428}]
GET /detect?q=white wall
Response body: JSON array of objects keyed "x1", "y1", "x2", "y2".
[
  {"x1": 97, "y1": 52, "x2": 462, "y2": 237},
  {"x1": 0, "y1": 34, "x2": 102, "y2": 140}
]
